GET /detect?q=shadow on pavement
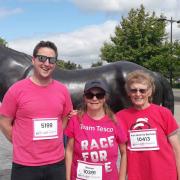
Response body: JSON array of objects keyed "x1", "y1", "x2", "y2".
[{"x1": 0, "y1": 169, "x2": 11, "y2": 180}]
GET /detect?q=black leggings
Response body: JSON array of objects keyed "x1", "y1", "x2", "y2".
[{"x1": 11, "y1": 159, "x2": 66, "y2": 180}]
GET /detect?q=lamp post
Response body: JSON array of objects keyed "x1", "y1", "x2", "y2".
[{"x1": 158, "y1": 17, "x2": 180, "y2": 87}]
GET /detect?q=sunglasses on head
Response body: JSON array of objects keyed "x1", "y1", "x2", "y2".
[
  {"x1": 84, "y1": 92, "x2": 105, "y2": 99},
  {"x1": 35, "y1": 55, "x2": 57, "y2": 64},
  {"x1": 130, "y1": 88, "x2": 147, "y2": 94}
]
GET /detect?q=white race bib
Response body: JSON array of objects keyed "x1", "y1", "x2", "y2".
[
  {"x1": 33, "y1": 118, "x2": 58, "y2": 140},
  {"x1": 77, "y1": 160, "x2": 103, "y2": 180},
  {"x1": 128, "y1": 129, "x2": 159, "y2": 151}
]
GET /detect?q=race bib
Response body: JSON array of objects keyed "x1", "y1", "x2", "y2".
[
  {"x1": 33, "y1": 118, "x2": 58, "y2": 140},
  {"x1": 77, "y1": 160, "x2": 103, "y2": 180},
  {"x1": 128, "y1": 129, "x2": 159, "y2": 151}
]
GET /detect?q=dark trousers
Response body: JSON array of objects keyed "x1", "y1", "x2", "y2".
[{"x1": 11, "y1": 159, "x2": 66, "y2": 180}]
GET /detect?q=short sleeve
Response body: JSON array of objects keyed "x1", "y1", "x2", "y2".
[
  {"x1": 0, "y1": 86, "x2": 17, "y2": 119},
  {"x1": 114, "y1": 120, "x2": 128, "y2": 144},
  {"x1": 161, "y1": 107, "x2": 179, "y2": 136},
  {"x1": 64, "y1": 115, "x2": 77, "y2": 138},
  {"x1": 61, "y1": 86, "x2": 73, "y2": 118}
]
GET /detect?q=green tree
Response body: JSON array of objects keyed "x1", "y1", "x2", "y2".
[
  {"x1": 144, "y1": 41, "x2": 180, "y2": 84},
  {"x1": 101, "y1": 5, "x2": 166, "y2": 65},
  {"x1": 91, "y1": 61, "x2": 103, "y2": 67},
  {"x1": 56, "y1": 59, "x2": 82, "y2": 70},
  {"x1": 100, "y1": 5, "x2": 180, "y2": 85},
  {"x1": 172, "y1": 41, "x2": 180, "y2": 81},
  {"x1": 0, "y1": 37, "x2": 8, "y2": 46}
]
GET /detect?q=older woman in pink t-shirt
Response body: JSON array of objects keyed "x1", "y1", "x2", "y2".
[{"x1": 116, "y1": 70, "x2": 180, "y2": 180}]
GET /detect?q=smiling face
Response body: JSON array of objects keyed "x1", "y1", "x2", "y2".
[
  {"x1": 84, "y1": 87, "x2": 106, "y2": 112},
  {"x1": 128, "y1": 82, "x2": 152, "y2": 110},
  {"x1": 32, "y1": 47, "x2": 56, "y2": 83},
  {"x1": 125, "y1": 70, "x2": 155, "y2": 110}
]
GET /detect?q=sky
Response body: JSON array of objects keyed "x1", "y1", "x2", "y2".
[{"x1": 1, "y1": 0, "x2": 180, "y2": 68}]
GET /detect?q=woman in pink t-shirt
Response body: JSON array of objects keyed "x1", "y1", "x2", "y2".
[
  {"x1": 65, "y1": 79, "x2": 127, "y2": 180},
  {"x1": 116, "y1": 70, "x2": 180, "y2": 180}
]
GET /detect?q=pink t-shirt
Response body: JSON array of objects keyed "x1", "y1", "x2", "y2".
[
  {"x1": 0, "y1": 78, "x2": 73, "y2": 166},
  {"x1": 116, "y1": 104, "x2": 179, "y2": 180},
  {"x1": 64, "y1": 113, "x2": 127, "y2": 180}
]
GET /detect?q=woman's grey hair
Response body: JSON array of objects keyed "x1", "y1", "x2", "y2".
[{"x1": 125, "y1": 70, "x2": 155, "y2": 102}]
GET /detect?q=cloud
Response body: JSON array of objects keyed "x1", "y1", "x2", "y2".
[
  {"x1": 7, "y1": 0, "x2": 180, "y2": 68},
  {"x1": 166, "y1": 23, "x2": 180, "y2": 42},
  {"x1": 70, "y1": 0, "x2": 180, "y2": 42},
  {"x1": 71, "y1": 0, "x2": 180, "y2": 17},
  {"x1": 8, "y1": 20, "x2": 117, "y2": 68},
  {"x1": 17, "y1": 0, "x2": 62, "y2": 2},
  {"x1": 0, "y1": 8, "x2": 23, "y2": 19},
  {"x1": 70, "y1": 0, "x2": 180, "y2": 43},
  {"x1": 71, "y1": 0, "x2": 124, "y2": 12}
]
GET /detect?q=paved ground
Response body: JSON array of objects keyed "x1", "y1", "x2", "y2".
[
  {"x1": 0, "y1": 134, "x2": 11, "y2": 180},
  {"x1": 0, "y1": 89, "x2": 180, "y2": 180},
  {"x1": 173, "y1": 89, "x2": 180, "y2": 126}
]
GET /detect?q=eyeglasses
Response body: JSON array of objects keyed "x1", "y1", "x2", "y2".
[
  {"x1": 130, "y1": 88, "x2": 147, "y2": 94},
  {"x1": 84, "y1": 92, "x2": 105, "y2": 99},
  {"x1": 35, "y1": 55, "x2": 57, "y2": 64}
]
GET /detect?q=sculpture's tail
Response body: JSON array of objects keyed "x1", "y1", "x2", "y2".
[{"x1": 154, "y1": 72, "x2": 174, "y2": 113}]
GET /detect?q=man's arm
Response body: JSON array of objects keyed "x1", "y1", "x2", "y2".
[
  {"x1": 0, "y1": 115, "x2": 13, "y2": 143},
  {"x1": 62, "y1": 110, "x2": 78, "y2": 129},
  {"x1": 65, "y1": 137, "x2": 74, "y2": 180}
]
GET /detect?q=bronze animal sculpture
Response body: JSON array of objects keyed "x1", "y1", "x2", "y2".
[{"x1": 0, "y1": 45, "x2": 174, "y2": 113}]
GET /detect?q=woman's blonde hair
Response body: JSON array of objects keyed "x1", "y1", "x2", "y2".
[{"x1": 125, "y1": 70, "x2": 155, "y2": 102}]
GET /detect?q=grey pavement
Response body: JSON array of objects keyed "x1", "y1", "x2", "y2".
[
  {"x1": 0, "y1": 134, "x2": 12, "y2": 180},
  {"x1": 0, "y1": 89, "x2": 180, "y2": 180},
  {"x1": 173, "y1": 89, "x2": 180, "y2": 125}
]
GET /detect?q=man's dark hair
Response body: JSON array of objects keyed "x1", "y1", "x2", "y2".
[{"x1": 33, "y1": 41, "x2": 58, "y2": 58}]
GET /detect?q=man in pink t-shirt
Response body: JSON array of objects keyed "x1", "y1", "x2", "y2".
[{"x1": 0, "y1": 41, "x2": 73, "y2": 180}]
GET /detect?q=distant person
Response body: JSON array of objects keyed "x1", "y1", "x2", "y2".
[
  {"x1": 65, "y1": 79, "x2": 127, "y2": 180},
  {"x1": 0, "y1": 41, "x2": 73, "y2": 180},
  {"x1": 116, "y1": 70, "x2": 180, "y2": 180}
]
